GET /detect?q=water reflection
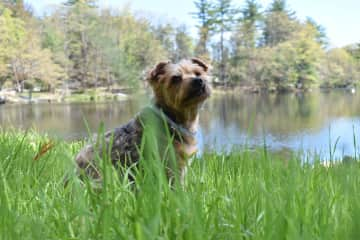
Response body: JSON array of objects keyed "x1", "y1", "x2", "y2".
[
  {"x1": 200, "y1": 90, "x2": 360, "y2": 159},
  {"x1": 1, "y1": 90, "x2": 359, "y2": 159}
]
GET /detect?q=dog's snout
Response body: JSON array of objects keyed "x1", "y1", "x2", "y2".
[{"x1": 192, "y1": 77, "x2": 204, "y2": 88}]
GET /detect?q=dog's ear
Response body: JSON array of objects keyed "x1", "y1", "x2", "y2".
[
  {"x1": 147, "y1": 61, "x2": 170, "y2": 84},
  {"x1": 191, "y1": 58, "x2": 210, "y2": 72}
]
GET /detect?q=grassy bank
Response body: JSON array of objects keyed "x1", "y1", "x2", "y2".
[{"x1": 1, "y1": 130, "x2": 360, "y2": 239}]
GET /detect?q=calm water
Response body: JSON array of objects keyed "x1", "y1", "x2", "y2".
[{"x1": 1, "y1": 90, "x2": 360, "y2": 160}]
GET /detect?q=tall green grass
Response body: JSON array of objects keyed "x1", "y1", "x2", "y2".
[{"x1": 1, "y1": 129, "x2": 360, "y2": 239}]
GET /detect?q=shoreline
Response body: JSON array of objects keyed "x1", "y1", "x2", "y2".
[
  {"x1": 0, "y1": 85, "x2": 356, "y2": 104},
  {"x1": 0, "y1": 88, "x2": 131, "y2": 104},
  {"x1": 211, "y1": 84, "x2": 357, "y2": 94}
]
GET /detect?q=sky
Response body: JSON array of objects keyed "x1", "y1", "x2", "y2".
[{"x1": 26, "y1": 0, "x2": 360, "y2": 48}]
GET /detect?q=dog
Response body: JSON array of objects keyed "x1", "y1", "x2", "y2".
[{"x1": 75, "y1": 58, "x2": 211, "y2": 184}]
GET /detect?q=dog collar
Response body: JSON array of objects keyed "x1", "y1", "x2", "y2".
[{"x1": 147, "y1": 105, "x2": 197, "y2": 138}]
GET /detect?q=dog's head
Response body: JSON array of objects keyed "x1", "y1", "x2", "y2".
[{"x1": 147, "y1": 58, "x2": 211, "y2": 112}]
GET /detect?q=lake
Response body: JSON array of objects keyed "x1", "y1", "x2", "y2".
[{"x1": 1, "y1": 90, "x2": 360, "y2": 160}]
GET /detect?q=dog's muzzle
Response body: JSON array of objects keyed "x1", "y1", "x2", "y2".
[{"x1": 192, "y1": 77, "x2": 204, "y2": 89}]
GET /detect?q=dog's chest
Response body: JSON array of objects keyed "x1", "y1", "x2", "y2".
[{"x1": 173, "y1": 135, "x2": 197, "y2": 168}]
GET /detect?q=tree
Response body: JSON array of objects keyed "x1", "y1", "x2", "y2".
[
  {"x1": 115, "y1": 9, "x2": 167, "y2": 87},
  {"x1": 11, "y1": 34, "x2": 65, "y2": 91},
  {"x1": 345, "y1": 43, "x2": 360, "y2": 61},
  {"x1": 320, "y1": 48, "x2": 358, "y2": 88},
  {"x1": 355, "y1": 43, "x2": 360, "y2": 61},
  {"x1": 41, "y1": 3, "x2": 169, "y2": 90},
  {"x1": 0, "y1": 5, "x2": 25, "y2": 88},
  {"x1": 63, "y1": 0, "x2": 97, "y2": 7},
  {"x1": 0, "y1": 4, "x2": 64, "y2": 91},
  {"x1": 292, "y1": 24, "x2": 324, "y2": 89},
  {"x1": 62, "y1": 0, "x2": 98, "y2": 88},
  {"x1": 239, "y1": 0, "x2": 262, "y2": 48},
  {"x1": 262, "y1": 0, "x2": 298, "y2": 47},
  {"x1": 192, "y1": 0, "x2": 214, "y2": 60},
  {"x1": 230, "y1": 0, "x2": 262, "y2": 84},
  {"x1": 1, "y1": 0, "x2": 33, "y2": 19},
  {"x1": 263, "y1": 23, "x2": 323, "y2": 90},
  {"x1": 305, "y1": 17, "x2": 328, "y2": 48},
  {"x1": 212, "y1": 0, "x2": 238, "y2": 83},
  {"x1": 41, "y1": 8, "x2": 69, "y2": 77},
  {"x1": 268, "y1": 0, "x2": 288, "y2": 12},
  {"x1": 152, "y1": 23, "x2": 176, "y2": 60},
  {"x1": 173, "y1": 25, "x2": 194, "y2": 62}
]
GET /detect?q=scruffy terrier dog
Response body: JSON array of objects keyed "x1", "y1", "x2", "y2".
[{"x1": 75, "y1": 58, "x2": 211, "y2": 184}]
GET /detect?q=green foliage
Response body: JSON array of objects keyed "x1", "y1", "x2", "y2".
[
  {"x1": 320, "y1": 48, "x2": 358, "y2": 87},
  {"x1": 1, "y1": 130, "x2": 360, "y2": 239},
  {"x1": 192, "y1": 0, "x2": 215, "y2": 60},
  {"x1": 0, "y1": 5, "x2": 63, "y2": 91},
  {"x1": 63, "y1": 0, "x2": 97, "y2": 7},
  {"x1": 46, "y1": 3, "x2": 167, "y2": 89},
  {"x1": 268, "y1": 24, "x2": 323, "y2": 89},
  {"x1": 262, "y1": 6, "x2": 299, "y2": 47},
  {"x1": 152, "y1": 24, "x2": 194, "y2": 62},
  {"x1": 212, "y1": 0, "x2": 238, "y2": 34},
  {"x1": 227, "y1": 0, "x2": 357, "y2": 89},
  {"x1": 1, "y1": 0, "x2": 32, "y2": 18},
  {"x1": 0, "y1": 1, "x2": 170, "y2": 90},
  {"x1": 0, "y1": 5, "x2": 25, "y2": 71},
  {"x1": 239, "y1": 0, "x2": 262, "y2": 48},
  {"x1": 115, "y1": 10, "x2": 167, "y2": 87},
  {"x1": 174, "y1": 25, "x2": 194, "y2": 61},
  {"x1": 306, "y1": 17, "x2": 329, "y2": 48},
  {"x1": 229, "y1": 0, "x2": 262, "y2": 84},
  {"x1": 211, "y1": 0, "x2": 238, "y2": 83},
  {"x1": 0, "y1": 0, "x2": 359, "y2": 91},
  {"x1": 268, "y1": 0, "x2": 291, "y2": 13},
  {"x1": 62, "y1": 0, "x2": 99, "y2": 87},
  {"x1": 353, "y1": 43, "x2": 360, "y2": 61}
]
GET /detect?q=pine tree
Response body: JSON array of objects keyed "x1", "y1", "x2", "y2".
[
  {"x1": 305, "y1": 17, "x2": 328, "y2": 48},
  {"x1": 192, "y1": 0, "x2": 214, "y2": 59},
  {"x1": 230, "y1": 0, "x2": 262, "y2": 84},
  {"x1": 212, "y1": 0, "x2": 238, "y2": 83},
  {"x1": 62, "y1": 0, "x2": 98, "y2": 87},
  {"x1": 173, "y1": 25, "x2": 194, "y2": 61},
  {"x1": 1, "y1": 0, "x2": 32, "y2": 18},
  {"x1": 238, "y1": 0, "x2": 262, "y2": 48},
  {"x1": 262, "y1": 0, "x2": 298, "y2": 47},
  {"x1": 153, "y1": 23, "x2": 175, "y2": 59},
  {"x1": 63, "y1": 0, "x2": 97, "y2": 7}
]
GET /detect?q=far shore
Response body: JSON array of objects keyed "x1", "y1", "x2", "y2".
[
  {"x1": 0, "y1": 87, "x2": 131, "y2": 104},
  {"x1": 0, "y1": 84, "x2": 357, "y2": 104}
]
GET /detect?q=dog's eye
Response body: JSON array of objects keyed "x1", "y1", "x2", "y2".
[
  {"x1": 171, "y1": 75, "x2": 182, "y2": 84},
  {"x1": 194, "y1": 71, "x2": 201, "y2": 77}
]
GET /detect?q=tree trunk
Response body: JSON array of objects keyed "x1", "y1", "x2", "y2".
[
  {"x1": 106, "y1": 68, "x2": 111, "y2": 91},
  {"x1": 80, "y1": 30, "x2": 88, "y2": 88},
  {"x1": 12, "y1": 59, "x2": 22, "y2": 92},
  {"x1": 220, "y1": 28, "x2": 226, "y2": 85},
  {"x1": 94, "y1": 48, "x2": 99, "y2": 88}
]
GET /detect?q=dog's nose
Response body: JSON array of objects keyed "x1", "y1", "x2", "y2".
[{"x1": 192, "y1": 77, "x2": 204, "y2": 88}]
